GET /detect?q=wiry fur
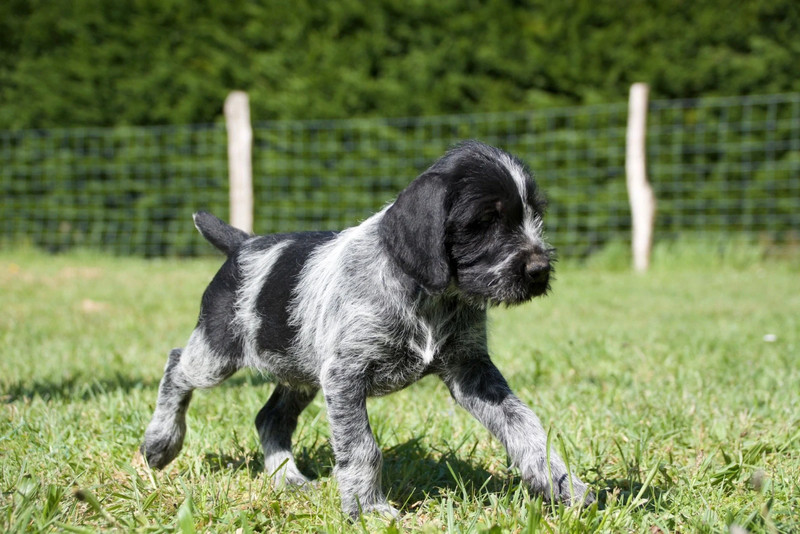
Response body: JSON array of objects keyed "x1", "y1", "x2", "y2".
[{"x1": 141, "y1": 141, "x2": 593, "y2": 519}]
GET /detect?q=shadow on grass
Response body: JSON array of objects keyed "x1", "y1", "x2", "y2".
[
  {"x1": 203, "y1": 439, "x2": 676, "y2": 516},
  {"x1": 3, "y1": 373, "x2": 158, "y2": 403},
  {"x1": 203, "y1": 436, "x2": 335, "y2": 480},
  {"x1": 3, "y1": 368, "x2": 274, "y2": 404},
  {"x1": 382, "y1": 437, "x2": 512, "y2": 510},
  {"x1": 202, "y1": 436, "x2": 516, "y2": 512},
  {"x1": 203, "y1": 451, "x2": 264, "y2": 476}
]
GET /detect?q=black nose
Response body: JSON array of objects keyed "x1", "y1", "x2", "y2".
[{"x1": 525, "y1": 258, "x2": 550, "y2": 284}]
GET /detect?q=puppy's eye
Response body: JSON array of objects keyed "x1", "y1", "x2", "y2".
[
  {"x1": 477, "y1": 201, "x2": 504, "y2": 225},
  {"x1": 478, "y1": 210, "x2": 499, "y2": 225}
]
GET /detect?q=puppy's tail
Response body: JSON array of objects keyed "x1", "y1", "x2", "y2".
[{"x1": 193, "y1": 211, "x2": 250, "y2": 256}]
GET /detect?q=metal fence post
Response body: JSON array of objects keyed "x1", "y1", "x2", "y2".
[
  {"x1": 626, "y1": 83, "x2": 656, "y2": 272},
  {"x1": 224, "y1": 91, "x2": 254, "y2": 233}
]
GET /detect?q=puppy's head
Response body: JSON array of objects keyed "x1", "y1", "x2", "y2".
[{"x1": 379, "y1": 141, "x2": 553, "y2": 306}]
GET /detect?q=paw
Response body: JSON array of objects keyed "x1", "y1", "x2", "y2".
[
  {"x1": 140, "y1": 438, "x2": 181, "y2": 470},
  {"x1": 347, "y1": 502, "x2": 400, "y2": 521},
  {"x1": 140, "y1": 425, "x2": 185, "y2": 470},
  {"x1": 566, "y1": 480, "x2": 595, "y2": 507},
  {"x1": 364, "y1": 502, "x2": 400, "y2": 519},
  {"x1": 265, "y1": 456, "x2": 313, "y2": 489},
  {"x1": 553, "y1": 473, "x2": 594, "y2": 507},
  {"x1": 270, "y1": 469, "x2": 313, "y2": 489}
]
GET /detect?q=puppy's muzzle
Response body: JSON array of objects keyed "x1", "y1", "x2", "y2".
[
  {"x1": 524, "y1": 257, "x2": 550, "y2": 285},
  {"x1": 522, "y1": 248, "x2": 552, "y2": 297}
]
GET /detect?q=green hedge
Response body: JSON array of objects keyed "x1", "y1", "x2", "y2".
[{"x1": 1, "y1": 0, "x2": 798, "y2": 129}]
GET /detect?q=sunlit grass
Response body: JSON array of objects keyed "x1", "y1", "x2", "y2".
[{"x1": 1, "y1": 245, "x2": 798, "y2": 532}]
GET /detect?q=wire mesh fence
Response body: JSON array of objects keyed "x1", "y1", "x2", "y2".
[
  {"x1": 1, "y1": 93, "x2": 798, "y2": 257},
  {"x1": 648, "y1": 94, "x2": 800, "y2": 244},
  {"x1": 252, "y1": 104, "x2": 630, "y2": 257},
  {"x1": 0, "y1": 125, "x2": 227, "y2": 256}
]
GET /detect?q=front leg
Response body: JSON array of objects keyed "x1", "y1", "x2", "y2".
[
  {"x1": 441, "y1": 355, "x2": 593, "y2": 506},
  {"x1": 322, "y1": 369, "x2": 398, "y2": 520}
]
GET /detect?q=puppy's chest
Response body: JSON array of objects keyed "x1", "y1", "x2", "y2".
[{"x1": 365, "y1": 308, "x2": 484, "y2": 396}]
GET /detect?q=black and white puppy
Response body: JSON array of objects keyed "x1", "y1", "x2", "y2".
[{"x1": 141, "y1": 140, "x2": 593, "y2": 519}]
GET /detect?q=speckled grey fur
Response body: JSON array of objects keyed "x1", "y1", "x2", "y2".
[{"x1": 141, "y1": 141, "x2": 593, "y2": 519}]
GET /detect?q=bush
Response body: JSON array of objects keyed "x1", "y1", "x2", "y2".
[{"x1": 1, "y1": 0, "x2": 798, "y2": 128}]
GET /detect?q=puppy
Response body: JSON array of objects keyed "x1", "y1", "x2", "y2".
[{"x1": 141, "y1": 140, "x2": 592, "y2": 518}]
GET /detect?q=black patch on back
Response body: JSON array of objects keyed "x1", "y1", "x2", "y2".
[{"x1": 254, "y1": 232, "x2": 338, "y2": 354}]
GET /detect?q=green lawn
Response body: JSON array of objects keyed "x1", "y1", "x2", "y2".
[{"x1": 1, "y1": 246, "x2": 798, "y2": 533}]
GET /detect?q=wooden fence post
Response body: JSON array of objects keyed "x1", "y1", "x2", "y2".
[
  {"x1": 626, "y1": 83, "x2": 656, "y2": 272},
  {"x1": 224, "y1": 91, "x2": 253, "y2": 234}
]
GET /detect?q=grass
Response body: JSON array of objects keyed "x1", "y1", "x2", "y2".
[{"x1": 1, "y1": 244, "x2": 798, "y2": 532}]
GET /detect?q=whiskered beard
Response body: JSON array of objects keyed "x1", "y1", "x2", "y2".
[
  {"x1": 491, "y1": 281, "x2": 552, "y2": 307},
  {"x1": 451, "y1": 276, "x2": 553, "y2": 309}
]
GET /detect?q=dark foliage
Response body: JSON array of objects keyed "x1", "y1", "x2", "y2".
[{"x1": 1, "y1": 0, "x2": 798, "y2": 128}]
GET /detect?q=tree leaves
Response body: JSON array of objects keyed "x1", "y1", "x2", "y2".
[{"x1": 1, "y1": 0, "x2": 798, "y2": 128}]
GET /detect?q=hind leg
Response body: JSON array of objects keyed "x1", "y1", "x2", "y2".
[
  {"x1": 256, "y1": 384, "x2": 317, "y2": 486},
  {"x1": 142, "y1": 331, "x2": 238, "y2": 469}
]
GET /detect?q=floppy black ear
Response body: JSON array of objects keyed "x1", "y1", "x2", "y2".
[{"x1": 379, "y1": 172, "x2": 451, "y2": 293}]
